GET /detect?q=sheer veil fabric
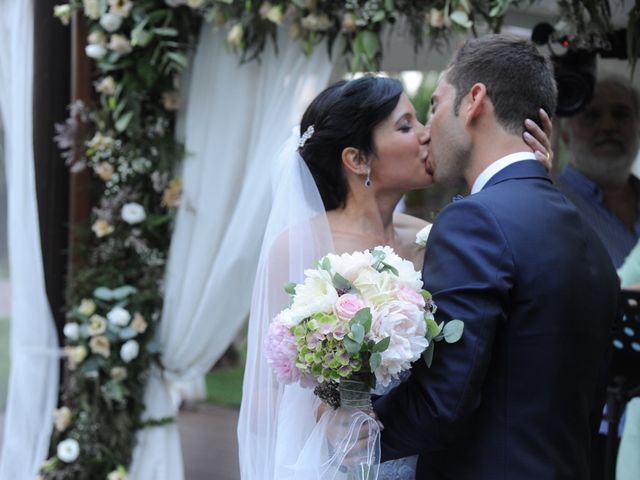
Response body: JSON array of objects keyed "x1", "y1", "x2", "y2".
[{"x1": 237, "y1": 131, "x2": 380, "y2": 480}]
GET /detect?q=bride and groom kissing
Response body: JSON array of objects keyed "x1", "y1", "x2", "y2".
[{"x1": 238, "y1": 34, "x2": 619, "y2": 480}]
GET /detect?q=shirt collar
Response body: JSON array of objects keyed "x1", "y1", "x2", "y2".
[{"x1": 471, "y1": 152, "x2": 536, "y2": 194}]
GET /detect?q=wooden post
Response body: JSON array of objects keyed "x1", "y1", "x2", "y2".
[
  {"x1": 67, "y1": 11, "x2": 93, "y2": 295},
  {"x1": 32, "y1": 0, "x2": 72, "y2": 337}
]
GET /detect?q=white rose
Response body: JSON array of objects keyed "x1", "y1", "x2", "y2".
[
  {"x1": 427, "y1": 8, "x2": 445, "y2": 29},
  {"x1": 110, "y1": 366, "x2": 128, "y2": 381},
  {"x1": 78, "y1": 298, "x2": 96, "y2": 316},
  {"x1": 87, "y1": 30, "x2": 107, "y2": 45},
  {"x1": 131, "y1": 313, "x2": 148, "y2": 334},
  {"x1": 108, "y1": 34, "x2": 132, "y2": 55},
  {"x1": 108, "y1": 0, "x2": 133, "y2": 17},
  {"x1": 65, "y1": 346, "x2": 88, "y2": 368},
  {"x1": 121, "y1": 202, "x2": 146, "y2": 224},
  {"x1": 53, "y1": 406, "x2": 73, "y2": 432},
  {"x1": 88, "y1": 314, "x2": 107, "y2": 335},
  {"x1": 226, "y1": 24, "x2": 244, "y2": 47},
  {"x1": 53, "y1": 4, "x2": 71, "y2": 25},
  {"x1": 83, "y1": 0, "x2": 101, "y2": 19},
  {"x1": 89, "y1": 335, "x2": 111, "y2": 357},
  {"x1": 290, "y1": 269, "x2": 338, "y2": 319},
  {"x1": 95, "y1": 76, "x2": 116, "y2": 96},
  {"x1": 352, "y1": 267, "x2": 398, "y2": 306},
  {"x1": 120, "y1": 339, "x2": 140, "y2": 363},
  {"x1": 100, "y1": 13, "x2": 123, "y2": 32},
  {"x1": 369, "y1": 301, "x2": 427, "y2": 387},
  {"x1": 63, "y1": 322, "x2": 79, "y2": 341},
  {"x1": 415, "y1": 225, "x2": 432, "y2": 247},
  {"x1": 85, "y1": 44, "x2": 107, "y2": 59},
  {"x1": 92, "y1": 219, "x2": 114, "y2": 237},
  {"x1": 94, "y1": 161, "x2": 114, "y2": 181},
  {"x1": 57, "y1": 438, "x2": 80, "y2": 463},
  {"x1": 107, "y1": 306, "x2": 131, "y2": 327}
]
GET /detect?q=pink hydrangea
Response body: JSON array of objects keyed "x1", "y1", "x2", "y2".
[{"x1": 264, "y1": 314, "x2": 300, "y2": 384}]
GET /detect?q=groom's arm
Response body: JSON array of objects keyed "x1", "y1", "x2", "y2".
[{"x1": 373, "y1": 200, "x2": 513, "y2": 460}]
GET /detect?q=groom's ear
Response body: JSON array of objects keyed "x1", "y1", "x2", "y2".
[
  {"x1": 341, "y1": 147, "x2": 367, "y2": 175},
  {"x1": 464, "y1": 83, "x2": 488, "y2": 126}
]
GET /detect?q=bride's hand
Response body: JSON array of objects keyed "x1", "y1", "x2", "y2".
[{"x1": 523, "y1": 108, "x2": 553, "y2": 172}]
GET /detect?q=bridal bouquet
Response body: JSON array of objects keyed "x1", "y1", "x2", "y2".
[{"x1": 265, "y1": 246, "x2": 463, "y2": 408}]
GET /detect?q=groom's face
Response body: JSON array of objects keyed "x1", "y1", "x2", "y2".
[{"x1": 426, "y1": 76, "x2": 471, "y2": 187}]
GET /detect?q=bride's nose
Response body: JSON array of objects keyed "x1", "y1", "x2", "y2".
[{"x1": 418, "y1": 123, "x2": 430, "y2": 145}]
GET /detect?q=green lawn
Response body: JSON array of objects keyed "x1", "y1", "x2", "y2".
[
  {"x1": 0, "y1": 319, "x2": 9, "y2": 411},
  {"x1": 205, "y1": 364, "x2": 245, "y2": 408},
  {"x1": 205, "y1": 347, "x2": 246, "y2": 409}
]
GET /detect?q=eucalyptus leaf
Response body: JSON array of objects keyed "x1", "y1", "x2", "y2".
[
  {"x1": 380, "y1": 262, "x2": 399, "y2": 276},
  {"x1": 351, "y1": 308, "x2": 372, "y2": 329},
  {"x1": 426, "y1": 317, "x2": 442, "y2": 340},
  {"x1": 333, "y1": 272, "x2": 351, "y2": 291},
  {"x1": 349, "y1": 323, "x2": 365, "y2": 344},
  {"x1": 115, "y1": 111, "x2": 134, "y2": 132},
  {"x1": 344, "y1": 336, "x2": 361, "y2": 355},
  {"x1": 359, "y1": 31, "x2": 380, "y2": 60},
  {"x1": 111, "y1": 285, "x2": 137, "y2": 300},
  {"x1": 422, "y1": 342, "x2": 435, "y2": 367},
  {"x1": 443, "y1": 320, "x2": 465, "y2": 343},
  {"x1": 320, "y1": 256, "x2": 331, "y2": 272},
  {"x1": 372, "y1": 10, "x2": 386, "y2": 23},
  {"x1": 119, "y1": 327, "x2": 138, "y2": 340},
  {"x1": 153, "y1": 27, "x2": 179, "y2": 36},
  {"x1": 372, "y1": 336, "x2": 390, "y2": 353},
  {"x1": 370, "y1": 352, "x2": 382, "y2": 371},
  {"x1": 284, "y1": 282, "x2": 297, "y2": 295},
  {"x1": 94, "y1": 287, "x2": 114, "y2": 301},
  {"x1": 449, "y1": 10, "x2": 472, "y2": 28},
  {"x1": 166, "y1": 51, "x2": 189, "y2": 70}
]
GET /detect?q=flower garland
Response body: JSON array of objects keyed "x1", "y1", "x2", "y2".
[{"x1": 43, "y1": 0, "x2": 630, "y2": 477}]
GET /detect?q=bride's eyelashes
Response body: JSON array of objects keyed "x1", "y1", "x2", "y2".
[{"x1": 398, "y1": 125, "x2": 412, "y2": 133}]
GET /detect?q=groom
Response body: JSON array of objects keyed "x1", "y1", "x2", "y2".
[{"x1": 373, "y1": 35, "x2": 619, "y2": 479}]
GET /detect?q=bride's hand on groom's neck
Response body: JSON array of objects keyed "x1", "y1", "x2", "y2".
[{"x1": 523, "y1": 108, "x2": 554, "y2": 172}]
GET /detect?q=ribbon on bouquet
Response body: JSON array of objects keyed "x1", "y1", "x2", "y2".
[{"x1": 281, "y1": 406, "x2": 381, "y2": 480}]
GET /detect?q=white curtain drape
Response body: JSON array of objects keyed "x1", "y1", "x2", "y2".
[
  {"x1": 129, "y1": 26, "x2": 333, "y2": 478},
  {"x1": 0, "y1": 0, "x2": 60, "y2": 478}
]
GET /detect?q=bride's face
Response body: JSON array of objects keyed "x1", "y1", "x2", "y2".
[{"x1": 370, "y1": 94, "x2": 432, "y2": 191}]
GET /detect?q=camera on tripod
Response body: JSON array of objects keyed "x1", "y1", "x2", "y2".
[{"x1": 531, "y1": 23, "x2": 629, "y2": 117}]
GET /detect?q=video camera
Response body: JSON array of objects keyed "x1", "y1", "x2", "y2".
[{"x1": 531, "y1": 23, "x2": 628, "y2": 116}]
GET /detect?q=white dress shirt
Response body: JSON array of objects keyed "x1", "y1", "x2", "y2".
[{"x1": 471, "y1": 152, "x2": 536, "y2": 194}]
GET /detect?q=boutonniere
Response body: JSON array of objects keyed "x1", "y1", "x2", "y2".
[{"x1": 415, "y1": 225, "x2": 433, "y2": 247}]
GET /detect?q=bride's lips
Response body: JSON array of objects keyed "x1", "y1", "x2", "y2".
[{"x1": 424, "y1": 155, "x2": 434, "y2": 175}]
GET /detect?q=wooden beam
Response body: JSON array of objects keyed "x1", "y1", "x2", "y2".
[{"x1": 33, "y1": 0, "x2": 72, "y2": 337}]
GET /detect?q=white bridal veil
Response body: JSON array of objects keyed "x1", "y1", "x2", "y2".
[{"x1": 237, "y1": 129, "x2": 380, "y2": 480}]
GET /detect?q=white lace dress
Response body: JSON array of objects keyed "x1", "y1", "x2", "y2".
[{"x1": 372, "y1": 371, "x2": 418, "y2": 479}]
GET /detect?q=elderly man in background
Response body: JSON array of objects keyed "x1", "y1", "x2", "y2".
[{"x1": 557, "y1": 76, "x2": 640, "y2": 269}]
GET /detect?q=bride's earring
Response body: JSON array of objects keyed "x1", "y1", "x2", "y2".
[{"x1": 365, "y1": 168, "x2": 372, "y2": 188}]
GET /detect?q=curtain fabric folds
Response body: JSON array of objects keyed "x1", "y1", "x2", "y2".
[
  {"x1": 0, "y1": 0, "x2": 60, "y2": 478},
  {"x1": 129, "y1": 26, "x2": 333, "y2": 478}
]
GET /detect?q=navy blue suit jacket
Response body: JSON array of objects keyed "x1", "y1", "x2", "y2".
[{"x1": 373, "y1": 161, "x2": 619, "y2": 480}]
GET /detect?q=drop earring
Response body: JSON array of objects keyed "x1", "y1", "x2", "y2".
[{"x1": 365, "y1": 168, "x2": 372, "y2": 188}]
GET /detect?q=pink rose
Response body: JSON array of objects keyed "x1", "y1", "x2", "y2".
[
  {"x1": 264, "y1": 313, "x2": 300, "y2": 384},
  {"x1": 397, "y1": 285, "x2": 426, "y2": 309},
  {"x1": 334, "y1": 294, "x2": 366, "y2": 321}
]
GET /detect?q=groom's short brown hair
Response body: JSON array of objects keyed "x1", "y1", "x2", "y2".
[{"x1": 446, "y1": 34, "x2": 557, "y2": 134}]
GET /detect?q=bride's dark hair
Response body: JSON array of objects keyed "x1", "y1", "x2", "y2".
[{"x1": 299, "y1": 76, "x2": 403, "y2": 210}]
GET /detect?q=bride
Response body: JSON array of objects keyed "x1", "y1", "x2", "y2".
[{"x1": 237, "y1": 75, "x2": 552, "y2": 479}]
